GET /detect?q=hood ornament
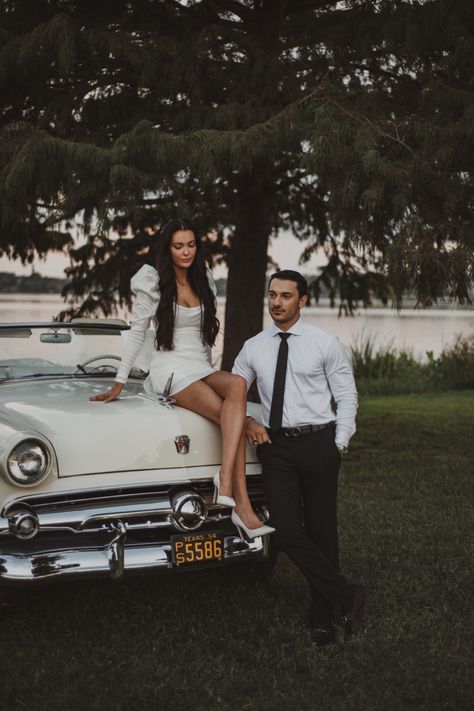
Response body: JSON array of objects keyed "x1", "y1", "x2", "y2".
[
  {"x1": 139, "y1": 372, "x2": 175, "y2": 409},
  {"x1": 157, "y1": 372, "x2": 175, "y2": 410}
]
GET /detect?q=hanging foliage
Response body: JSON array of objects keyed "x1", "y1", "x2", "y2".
[{"x1": 0, "y1": 0, "x2": 472, "y2": 365}]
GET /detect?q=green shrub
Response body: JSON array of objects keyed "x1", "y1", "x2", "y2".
[
  {"x1": 428, "y1": 333, "x2": 474, "y2": 389},
  {"x1": 350, "y1": 332, "x2": 474, "y2": 394}
]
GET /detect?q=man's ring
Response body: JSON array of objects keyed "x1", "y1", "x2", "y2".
[{"x1": 253, "y1": 439, "x2": 258, "y2": 444}]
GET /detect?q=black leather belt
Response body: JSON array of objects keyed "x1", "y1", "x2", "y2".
[{"x1": 271, "y1": 422, "x2": 335, "y2": 438}]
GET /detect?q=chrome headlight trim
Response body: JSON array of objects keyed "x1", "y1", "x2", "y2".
[{"x1": 7, "y1": 439, "x2": 51, "y2": 487}]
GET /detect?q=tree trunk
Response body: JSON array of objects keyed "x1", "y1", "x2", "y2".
[{"x1": 221, "y1": 171, "x2": 272, "y2": 371}]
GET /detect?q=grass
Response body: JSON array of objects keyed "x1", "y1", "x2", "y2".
[{"x1": 1, "y1": 392, "x2": 473, "y2": 710}]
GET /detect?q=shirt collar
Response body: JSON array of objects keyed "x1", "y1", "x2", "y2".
[{"x1": 271, "y1": 317, "x2": 304, "y2": 337}]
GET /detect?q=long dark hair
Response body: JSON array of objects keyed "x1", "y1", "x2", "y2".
[{"x1": 154, "y1": 219, "x2": 220, "y2": 351}]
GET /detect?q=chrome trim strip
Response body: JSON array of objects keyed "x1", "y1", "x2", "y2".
[
  {"x1": 0, "y1": 499, "x2": 173, "y2": 534},
  {"x1": 0, "y1": 533, "x2": 269, "y2": 584},
  {"x1": 0, "y1": 501, "x2": 233, "y2": 536},
  {"x1": 59, "y1": 463, "x2": 260, "y2": 479}
]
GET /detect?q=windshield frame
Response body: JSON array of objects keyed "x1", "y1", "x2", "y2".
[
  {"x1": 0, "y1": 321, "x2": 145, "y2": 384},
  {"x1": 0, "y1": 321, "x2": 130, "y2": 333}
]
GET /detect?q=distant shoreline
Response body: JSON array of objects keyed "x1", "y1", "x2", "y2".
[
  {"x1": 2, "y1": 271, "x2": 473, "y2": 309},
  {"x1": 1, "y1": 291, "x2": 474, "y2": 316},
  {"x1": 0, "y1": 272, "x2": 66, "y2": 294}
]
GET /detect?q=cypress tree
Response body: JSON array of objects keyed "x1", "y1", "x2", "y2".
[{"x1": 0, "y1": 0, "x2": 472, "y2": 367}]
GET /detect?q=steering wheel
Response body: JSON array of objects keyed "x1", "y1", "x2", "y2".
[{"x1": 77, "y1": 354, "x2": 121, "y2": 373}]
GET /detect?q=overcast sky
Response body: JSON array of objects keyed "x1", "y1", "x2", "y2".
[{"x1": 0, "y1": 230, "x2": 326, "y2": 279}]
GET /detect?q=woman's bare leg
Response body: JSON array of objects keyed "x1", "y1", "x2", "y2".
[
  {"x1": 203, "y1": 372, "x2": 262, "y2": 528},
  {"x1": 202, "y1": 371, "x2": 246, "y2": 488},
  {"x1": 230, "y1": 434, "x2": 263, "y2": 527},
  {"x1": 173, "y1": 373, "x2": 262, "y2": 528},
  {"x1": 172, "y1": 375, "x2": 243, "y2": 497}
]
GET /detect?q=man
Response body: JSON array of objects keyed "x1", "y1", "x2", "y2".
[{"x1": 232, "y1": 270, "x2": 365, "y2": 647}]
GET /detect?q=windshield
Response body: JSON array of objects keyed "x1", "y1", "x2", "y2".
[{"x1": 0, "y1": 323, "x2": 144, "y2": 382}]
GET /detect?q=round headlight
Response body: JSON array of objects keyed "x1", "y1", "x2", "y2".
[{"x1": 7, "y1": 440, "x2": 50, "y2": 486}]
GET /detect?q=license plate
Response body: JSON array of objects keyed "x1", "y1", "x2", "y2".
[{"x1": 171, "y1": 531, "x2": 224, "y2": 567}]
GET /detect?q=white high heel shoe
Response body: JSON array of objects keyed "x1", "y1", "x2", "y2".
[
  {"x1": 212, "y1": 470, "x2": 236, "y2": 507},
  {"x1": 231, "y1": 510, "x2": 275, "y2": 540}
]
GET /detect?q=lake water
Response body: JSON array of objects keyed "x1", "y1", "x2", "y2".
[{"x1": 1, "y1": 293, "x2": 474, "y2": 362}]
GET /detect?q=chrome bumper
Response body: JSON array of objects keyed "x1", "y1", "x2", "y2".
[{"x1": 0, "y1": 528, "x2": 269, "y2": 584}]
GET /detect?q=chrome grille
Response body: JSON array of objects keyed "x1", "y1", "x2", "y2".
[{"x1": 1, "y1": 475, "x2": 265, "y2": 537}]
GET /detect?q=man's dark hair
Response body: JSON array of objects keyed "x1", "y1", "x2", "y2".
[{"x1": 269, "y1": 270, "x2": 308, "y2": 298}]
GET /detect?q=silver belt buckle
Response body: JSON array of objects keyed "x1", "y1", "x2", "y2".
[{"x1": 292, "y1": 426, "x2": 302, "y2": 438}]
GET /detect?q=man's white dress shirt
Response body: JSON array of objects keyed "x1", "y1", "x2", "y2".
[{"x1": 232, "y1": 318, "x2": 358, "y2": 448}]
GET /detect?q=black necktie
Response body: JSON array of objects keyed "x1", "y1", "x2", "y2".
[{"x1": 269, "y1": 332, "x2": 291, "y2": 431}]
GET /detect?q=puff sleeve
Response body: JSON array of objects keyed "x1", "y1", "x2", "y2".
[{"x1": 115, "y1": 265, "x2": 160, "y2": 383}]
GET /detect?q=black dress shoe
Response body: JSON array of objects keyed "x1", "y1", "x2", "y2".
[
  {"x1": 310, "y1": 624, "x2": 337, "y2": 648},
  {"x1": 342, "y1": 584, "x2": 366, "y2": 637}
]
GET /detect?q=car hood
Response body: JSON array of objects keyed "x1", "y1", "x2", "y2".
[{"x1": 0, "y1": 379, "x2": 231, "y2": 477}]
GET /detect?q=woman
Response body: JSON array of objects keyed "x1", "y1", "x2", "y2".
[{"x1": 91, "y1": 218, "x2": 273, "y2": 538}]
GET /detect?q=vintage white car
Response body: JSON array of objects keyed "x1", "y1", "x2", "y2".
[{"x1": 0, "y1": 320, "x2": 268, "y2": 586}]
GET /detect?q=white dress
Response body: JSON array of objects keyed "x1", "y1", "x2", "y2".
[{"x1": 115, "y1": 264, "x2": 216, "y2": 396}]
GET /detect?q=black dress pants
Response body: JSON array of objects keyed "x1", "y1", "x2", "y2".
[{"x1": 257, "y1": 425, "x2": 353, "y2": 625}]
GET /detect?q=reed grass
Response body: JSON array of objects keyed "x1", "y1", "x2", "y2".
[{"x1": 350, "y1": 333, "x2": 474, "y2": 395}]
